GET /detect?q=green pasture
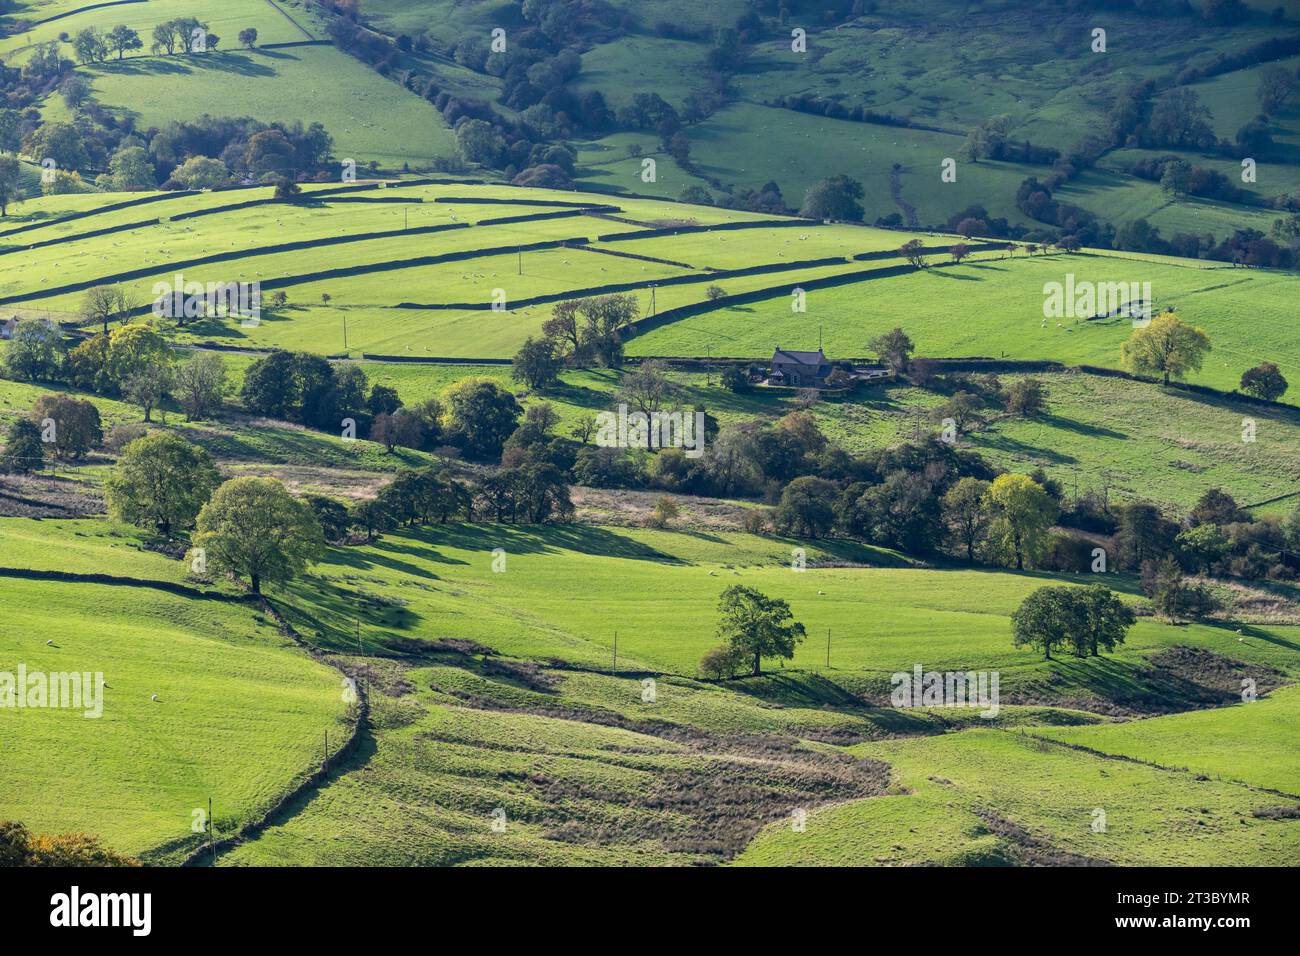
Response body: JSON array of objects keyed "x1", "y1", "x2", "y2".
[
  {"x1": 0, "y1": 566, "x2": 348, "y2": 862},
  {"x1": 684, "y1": 102, "x2": 1036, "y2": 227},
  {"x1": 738, "y1": 727, "x2": 1300, "y2": 866},
  {"x1": 1040, "y1": 682, "x2": 1300, "y2": 796},
  {"x1": 69, "y1": 45, "x2": 453, "y2": 169},
  {"x1": 630, "y1": 251, "x2": 1300, "y2": 398},
  {"x1": 1057, "y1": 167, "x2": 1284, "y2": 238},
  {"x1": 278, "y1": 523, "x2": 1300, "y2": 683},
  {"x1": 1, "y1": 0, "x2": 311, "y2": 63}
]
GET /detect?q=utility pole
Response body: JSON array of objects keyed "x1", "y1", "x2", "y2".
[
  {"x1": 342, "y1": 313, "x2": 348, "y2": 351},
  {"x1": 650, "y1": 284, "x2": 657, "y2": 317},
  {"x1": 208, "y1": 795, "x2": 214, "y2": 859},
  {"x1": 826, "y1": 628, "x2": 831, "y2": 668},
  {"x1": 518, "y1": 248, "x2": 522, "y2": 276},
  {"x1": 612, "y1": 631, "x2": 618, "y2": 674},
  {"x1": 324, "y1": 730, "x2": 329, "y2": 770},
  {"x1": 706, "y1": 342, "x2": 712, "y2": 386}
]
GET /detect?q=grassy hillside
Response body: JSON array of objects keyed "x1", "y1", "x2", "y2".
[
  {"x1": 6, "y1": 180, "x2": 1290, "y2": 397},
  {"x1": 3, "y1": 0, "x2": 1299, "y2": 872},
  {"x1": 630, "y1": 251, "x2": 1300, "y2": 397},
  {"x1": 0, "y1": 523, "x2": 349, "y2": 863},
  {"x1": 738, "y1": 722, "x2": 1300, "y2": 866},
  {"x1": 2, "y1": 0, "x2": 453, "y2": 168},
  {"x1": 275, "y1": 523, "x2": 1300, "y2": 680},
  {"x1": 210, "y1": 521, "x2": 1300, "y2": 866},
  {"x1": 3, "y1": 468, "x2": 1297, "y2": 866}
]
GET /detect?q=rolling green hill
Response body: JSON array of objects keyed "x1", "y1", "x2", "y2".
[
  {"x1": 3, "y1": 0, "x2": 1299, "y2": 873},
  {"x1": 0, "y1": 522, "x2": 349, "y2": 863}
]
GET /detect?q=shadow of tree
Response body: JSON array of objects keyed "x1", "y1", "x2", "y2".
[{"x1": 98, "y1": 51, "x2": 280, "y2": 79}]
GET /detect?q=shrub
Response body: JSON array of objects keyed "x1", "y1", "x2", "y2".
[
  {"x1": 699, "y1": 643, "x2": 745, "y2": 680},
  {"x1": 646, "y1": 496, "x2": 679, "y2": 529}
]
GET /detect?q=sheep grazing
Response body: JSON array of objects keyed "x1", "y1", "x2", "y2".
[
  {"x1": 151, "y1": 694, "x2": 159, "y2": 702},
  {"x1": 45, "y1": 639, "x2": 54, "y2": 646}
]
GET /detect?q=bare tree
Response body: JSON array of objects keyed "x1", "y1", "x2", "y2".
[{"x1": 81, "y1": 285, "x2": 139, "y2": 334}]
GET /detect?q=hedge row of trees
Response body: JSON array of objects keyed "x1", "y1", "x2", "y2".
[{"x1": 2, "y1": 313, "x2": 226, "y2": 424}]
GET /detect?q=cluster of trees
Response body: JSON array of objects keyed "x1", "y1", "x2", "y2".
[
  {"x1": 67, "y1": 17, "x2": 253, "y2": 66},
  {"x1": 1, "y1": 312, "x2": 224, "y2": 423},
  {"x1": 1012, "y1": 584, "x2": 1135, "y2": 660},
  {"x1": 1112, "y1": 216, "x2": 1300, "y2": 269},
  {"x1": 0, "y1": 109, "x2": 337, "y2": 201},
  {"x1": 1, "y1": 393, "x2": 103, "y2": 471},
  {"x1": 962, "y1": 114, "x2": 1060, "y2": 165},
  {"x1": 0, "y1": 42, "x2": 73, "y2": 126},
  {"x1": 241, "y1": 350, "x2": 390, "y2": 432},
  {"x1": 510, "y1": 293, "x2": 640, "y2": 382},
  {"x1": 239, "y1": 352, "x2": 531, "y2": 461},
  {"x1": 945, "y1": 204, "x2": 1022, "y2": 241},
  {"x1": 145, "y1": 18, "x2": 218, "y2": 55},
  {"x1": 94, "y1": 430, "x2": 322, "y2": 594},
  {"x1": 354, "y1": 458, "x2": 573, "y2": 540},
  {"x1": 70, "y1": 24, "x2": 142, "y2": 64},
  {"x1": 1014, "y1": 175, "x2": 1107, "y2": 248},
  {"x1": 1130, "y1": 155, "x2": 1254, "y2": 205}
]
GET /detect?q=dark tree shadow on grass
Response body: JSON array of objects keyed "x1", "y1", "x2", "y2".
[
  {"x1": 974, "y1": 430, "x2": 1079, "y2": 465},
  {"x1": 1035, "y1": 412, "x2": 1128, "y2": 440},
  {"x1": 99, "y1": 52, "x2": 280, "y2": 79},
  {"x1": 924, "y1": 267, "x2": 983, "y2": 281},
  {"x1": 363, "y1": 522, "x2": 684, "y2": 564}
]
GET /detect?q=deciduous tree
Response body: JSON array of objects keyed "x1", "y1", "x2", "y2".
[
  {"x1": 1121, "y1": 312, "x2": 1211, "y2": 385},
  {"x1": 193, "y1": 477, "x2": 323, "y2": 593},
  {"x1": 105, "y1": 432, "x2": 219, "y2": 536},
  {"x1": 715, "y1": 585, "x2": 806, "y2": 677}
]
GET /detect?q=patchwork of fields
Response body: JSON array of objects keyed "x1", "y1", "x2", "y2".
[
  {"x1": 4, "y1": 180, "x2": 1295, "y2": 402},
  {"x1": 3, "y1": 0, "x2": 1300, "y2": 871}
]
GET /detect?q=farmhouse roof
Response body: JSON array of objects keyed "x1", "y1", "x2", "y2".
[{"x1": 772, "y1": 348, "x2": 829, "y2": 365}]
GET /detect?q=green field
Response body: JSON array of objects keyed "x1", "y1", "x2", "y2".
[
  {"x1": 206, "y1": 523, "x2": 1300, "y2": 865},
  {"x1": 2, "y1": 0, "x2": 454, "y2": 169},
  {"x1": 3, "y1": 478, "x2": 1297, "y2": 865},
  {"x1": 13, "y1": 179, "x2": 1288, "y2": 390},
  {"x1": 74, "y1": 46, "x2": 455, "y2": 169},
  {"x1": 3, "y1": 0, "x2": 1300, "y2": 871},
  {"x1": 630, "y1": 251, "x2": 1300, "y2": 398},
  {"x1": 0, "y1": 524, "x2": 348, "y2": 862},
  {"x1": 739, "y1": 723, "x2": 1300, "y2": 866}
]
